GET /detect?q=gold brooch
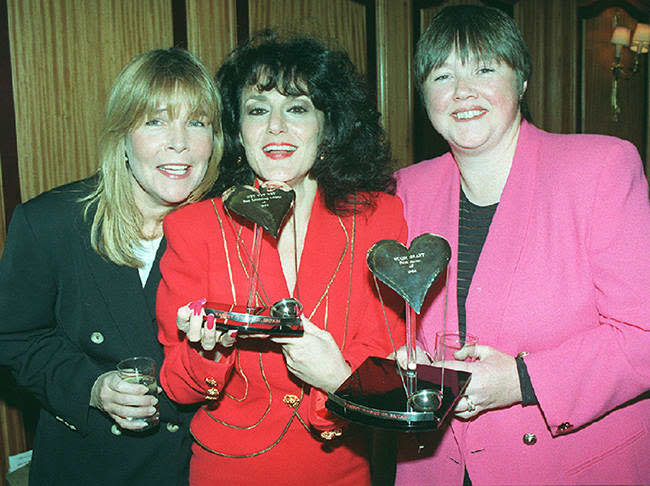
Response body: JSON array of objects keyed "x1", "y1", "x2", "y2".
[
  {"x1": 282, "y1": 394, "x2": 300, "y2": 408},
  {"x1": 320, "y1": 428, "x2": 343, "y2": 440}
]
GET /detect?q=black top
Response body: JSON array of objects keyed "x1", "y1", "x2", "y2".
[{"x1": 457, "y1": 189, "x2": 498, "y2": 340}]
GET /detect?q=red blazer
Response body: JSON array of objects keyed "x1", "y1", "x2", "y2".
[
  {"x1": 157, "y1": 190, "x2": 406, "y2": 485},
  {"x1": 394, "y1": 121, "x2": 650, "y2": 485}
]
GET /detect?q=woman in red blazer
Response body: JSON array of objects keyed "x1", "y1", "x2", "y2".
[
  {"x1": 156, "y1": 32, "x2": 406, "y2": 485},
  {"x1": 394, "y1": 5, "x2": 650, "y2": 486}
]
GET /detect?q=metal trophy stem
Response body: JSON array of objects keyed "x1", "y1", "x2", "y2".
[
  {"x1": 246, "y1": 224, "x2": 264, "y2": 313},
  {"x1": 405, "y1": 304, "x2": 418, "y2": 411}
]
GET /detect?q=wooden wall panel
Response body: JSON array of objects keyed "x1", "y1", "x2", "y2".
[
  {"x1": 515, "y1": 0, "x2": 578, "y2": 134},
  {"x1": 8, "y1": 0, "x2": 174, "y2": 202},
  {"x1": 582, "y1": 7, "x2": 648, "y2": 161},
  {"x1": 186, "y1": 0, "x2": 237, "y2": 76},
  {"x1": 0, "y1": 381, "x2": 29, "y2": 484},
  {"x1": 377, "y1": 0, "x2": 413, "y2": 169},
  {"x1": 0, "y1": 154, "x2": 5, "y2": 256},
  {"x1": 247, "y1": 0, "x2": 368, "y2": 75},
  {"x1": 420, "y1": 0, "x2": 485, "y2": 29}
]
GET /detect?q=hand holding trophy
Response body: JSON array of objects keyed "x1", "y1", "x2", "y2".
[{"x1": 326, "y1": 233, "x2": 471, "y2": 431}]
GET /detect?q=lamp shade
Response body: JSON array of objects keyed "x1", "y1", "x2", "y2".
[
  {"x1": 611, "y1": 25, "x2": 631, "y2": 45},
  {"x1": 630, "y1": 43, "x2": 649, "y2": 53},
  {"x1": 631, "y1": 23, "x2": 650, "y2": 53},
  {"x1": 632, "y1": 23, "x2": 650, "y2": 43}
]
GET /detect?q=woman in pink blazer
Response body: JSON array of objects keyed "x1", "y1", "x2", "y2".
[{"x1": 393, "y1": 5, "x2": 650, "y2": 485}]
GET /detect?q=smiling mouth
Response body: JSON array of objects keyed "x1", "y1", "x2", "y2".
[
  {"x1": 157, "y1": 164, "x2": 192, "y2": 177},
  {"x1": 263, "y1": 143, "x2": 297, "y2": 159},
  {"x1": 452, "y1": 109, "x2": 486, "y2": 120}
]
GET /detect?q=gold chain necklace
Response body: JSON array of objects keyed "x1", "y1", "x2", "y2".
[{"x1": 196, "y1": 197, "x2": 356, "y2": 457}]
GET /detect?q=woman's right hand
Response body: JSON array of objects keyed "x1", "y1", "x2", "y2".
[
  {"x1": 177, "y1": 299, "x2": 238, "y2": 351},
  {"x1": 389, "y1": 344, "x2": 433, "y2": 369},
  {"x1": 89, "y1": 371, "x2": 158, "y2": 430}
]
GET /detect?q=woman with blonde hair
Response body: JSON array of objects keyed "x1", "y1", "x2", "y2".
[{"x1": 0, "y1": 47, "x2": 222, "y2": 485}]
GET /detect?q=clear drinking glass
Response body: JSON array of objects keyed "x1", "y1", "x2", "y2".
[
  {"x1": 116, "y1": 356, "x2": 159, "y2": 429},
  {"x1": 433, "y1": 332, "x2": 479, "y2": 362}
]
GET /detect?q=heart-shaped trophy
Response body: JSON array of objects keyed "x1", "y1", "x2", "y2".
[
  {"x1": 327, "y1": 233, "x2": 471, "y2": 431},
  {"x1": 223, "y1": 185, "x2": 296, "y2": 238},
  {"x1": 203, "y1": 182, "x2": 304, "y2": 336}
]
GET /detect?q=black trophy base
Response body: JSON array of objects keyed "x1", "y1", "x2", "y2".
[
  {"x1": 326, "y1": 357, "x2": 471, "y2": 432},
  {"x1": 204, "y1": 302, "x2": 303, "y2": 337}
]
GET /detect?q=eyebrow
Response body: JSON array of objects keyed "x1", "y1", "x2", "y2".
[{"x1": 243, "y1": 94, "x2": 269, "y2": 103}]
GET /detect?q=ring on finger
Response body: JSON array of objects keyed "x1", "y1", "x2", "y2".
[{"x1": 466, "y1": 397, "x2": 476, "y2": 413}]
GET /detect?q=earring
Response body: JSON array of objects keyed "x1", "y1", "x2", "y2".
[
  {"x1": 236, "y1": 155, "x2": 243, "y2": 166},
  {"x1": 318, "y1": 152, "x2": 325, "y2": 161}
]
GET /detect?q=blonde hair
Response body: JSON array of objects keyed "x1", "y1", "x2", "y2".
[{"x1": 83, "y1": 48, "x2": 223, "y2": 267}]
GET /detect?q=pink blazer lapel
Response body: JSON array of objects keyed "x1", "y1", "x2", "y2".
[
  {"x1": 466, "y1": 121, "x2": 542, "y2": 342},
  {"x1": 407, "y1": 154, "x2": 462, "y2": 351}
]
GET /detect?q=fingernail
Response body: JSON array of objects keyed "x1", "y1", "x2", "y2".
[
  {"x1": 189, "y1": 297, "x2": 207, "y2": 316},
  {"x1": 206, "y1": 314, "x2": 215, "y2": 330}
]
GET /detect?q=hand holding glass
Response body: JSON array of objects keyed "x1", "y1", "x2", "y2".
[
  {"x1": 116, "y1": 356, "x2": 159, "y2": 429},
  {"x1": 434, "y1": 332, "x2": 478, "y2": 362}
]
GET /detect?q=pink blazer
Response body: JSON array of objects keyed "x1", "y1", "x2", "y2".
[{"x1": 394, "y1": 121, "x2": 650, "y2": 485}]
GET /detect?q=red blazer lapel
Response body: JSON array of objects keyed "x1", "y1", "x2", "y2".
[{"x1": 295, "y1": 191, "x2": 350, "y2": 325}]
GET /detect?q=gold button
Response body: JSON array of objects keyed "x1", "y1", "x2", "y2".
[
  {"x1": 166, "y1": 423, "x2": 180, "y2": 433},
  {"x1": 90, "y1": 332, "x2": 104, "y2": 344},
  {"x1": 110, "y1": 424, "x2": 122, "y2": 436},
  {"x1": 204, "y1": 377, "x2": 220, "y2": 400},
  {"x1": 282, "y1": 394, "x2": 300, "y2": 408},
  {"x1": 523, "y1": 433, "x2": 537, "y2": 445}
]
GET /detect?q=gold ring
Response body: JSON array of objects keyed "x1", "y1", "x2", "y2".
[{"x1": 466, "y1": 397, "x2": 476, "y2": 413}]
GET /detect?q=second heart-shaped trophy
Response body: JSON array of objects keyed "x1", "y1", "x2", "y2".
[
  {"x1": 326, "y1": 233, "x2": 471, "y2": 431},
  {"x1": 203, "y1": 182, "x2": 304, "y2": 336}
]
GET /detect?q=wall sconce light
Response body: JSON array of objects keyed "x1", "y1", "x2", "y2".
[{"x1": 609, "y1": 12, "x2": 650, "y2": 121}]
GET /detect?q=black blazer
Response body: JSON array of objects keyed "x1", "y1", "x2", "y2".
[{"x1": 0, "y1": 178, "x2": 194, "y2": 485}]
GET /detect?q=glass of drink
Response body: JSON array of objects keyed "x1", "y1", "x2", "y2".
[
  {"x1": 433, "y1": 332, "x2": 479, "y2": 362},
  {"x1": 116, "y1": 356, "x2": 159, "y2": 430}
]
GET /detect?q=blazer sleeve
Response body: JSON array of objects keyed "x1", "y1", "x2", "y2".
[
  {"x1": 157, "y1": 206, "x2": 236, "y2": 405},
  {"x1": 525, "y1": 139, "x2": 650, "y2": 435},
  {"x1": 0, "y1": 205, "x2": 103, "y2": 435}
]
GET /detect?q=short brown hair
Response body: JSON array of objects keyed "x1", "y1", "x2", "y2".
[{"x1": 415, "y1": 5, "x2": 532, "y2": 118}]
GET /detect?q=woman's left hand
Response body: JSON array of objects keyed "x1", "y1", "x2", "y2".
[
  {"x1": 437, "y1": 345, "x2": 522, "y2": 419},
  {"x1": 271, "y1": 316, "x2": 351, "y2": 393}
]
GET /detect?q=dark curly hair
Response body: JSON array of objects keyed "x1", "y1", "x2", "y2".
[{"x1": 213, "y1": 30, "x2": 395, "y2": 215}]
